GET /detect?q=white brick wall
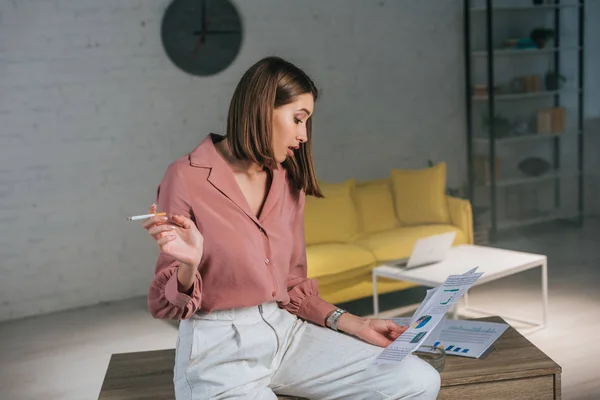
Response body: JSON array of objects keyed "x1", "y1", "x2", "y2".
[{"x1": 0, "y1": 0, "x2": 466, "y2": 322}]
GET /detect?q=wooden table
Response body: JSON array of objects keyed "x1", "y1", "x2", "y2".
[
  {"x1": 98, "y1": 317, "x2": 561, "y2": 400},
  {"x1": 438, "y1": 316, "x2": 561, "y2": 399},
  {"x1": 97, "y1": 350, "x2": 304, "y2": 400}
]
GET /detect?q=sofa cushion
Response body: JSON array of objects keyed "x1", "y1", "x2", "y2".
[
  {"x1": 306, "y1": 243, "x2": 376, "y2": 285},
  {"x1": 390, "y1": 162, "x2": 451, "y2": 226},
  {"x1": 353, "y1": 179, "x2": 399, "y2": 234},
  {"x1": 354, "y1": 225, "x2": 467, "y2": 262},
  {"x1": 304, "y1": 179, "x2": 359, "y2": 245}
]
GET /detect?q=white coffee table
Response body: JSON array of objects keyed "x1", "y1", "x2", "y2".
[{"x1": 372, "y1": 244, "x2": 548, "y2": 329}]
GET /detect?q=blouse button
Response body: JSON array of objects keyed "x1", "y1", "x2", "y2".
[
  {"x1": 265, "y1": 258, "x2": 270, "y2": 265},
  {"x1": 272, "y1": 291, "x2": 276, "y2": 297}
]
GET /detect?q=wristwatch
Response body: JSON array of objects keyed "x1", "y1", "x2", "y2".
[{"x1": 326, "y1": 308, "x2": 347, "y2": 332}]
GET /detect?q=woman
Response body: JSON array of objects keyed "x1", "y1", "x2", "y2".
[{"x1": 143, "y1": 56, "x2": 440, "y2": 399}]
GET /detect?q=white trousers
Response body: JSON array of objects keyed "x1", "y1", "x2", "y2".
[{"x1": 174, "y1": 302, "x2": 440, "y2": 400}]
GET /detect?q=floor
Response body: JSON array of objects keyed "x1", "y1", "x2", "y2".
[{"x1": 1, "y1": 219, "x2": 599, "y2": 400}]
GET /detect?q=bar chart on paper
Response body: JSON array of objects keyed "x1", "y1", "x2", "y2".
[{"x1": 420, "y1": 319, "x2": 510, "y2": 359}]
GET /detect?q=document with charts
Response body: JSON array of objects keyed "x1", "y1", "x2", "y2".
[
  {"x1": 423, "y1": 319, "x2": 509, "y2": 358},
  {"x1": 372, "y1": 267, "x2": 483, "y2": 366},
  {"x1": 390, "y1": 317, "x2": 509, "y2": 359}
]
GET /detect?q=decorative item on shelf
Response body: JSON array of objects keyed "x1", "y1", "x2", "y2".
[
  {"x1": 525, "y1": 75, "x2": 541, "y2": 92},
  {"x1": 504, "y1": 38, "x2": 537, "y2": 50},
  {"x1": 537, "y1": 107, "x2": 566, "y2": 134},
  {"x1": 510, "y1": 75, "x2": 541, "y2": 94},
  {"x1": 473, "y1": 156, "x2": 500, "y2": 185},
  {"x1": 513, "y1": 119, "x2": 530, "y2": 136},
  {"x1": 472, "y1": 84, "x2": 499, "y2": 96},
  {"x1": 537, "y1": 109, "x2": 552, "y2": 134},
  {"x1": 529, "y1": 27, "x2": 555, "y2": 49},
  {"x1": 518, "y1": 157, "x2": 551, "y2": 177},
  {"x1": 482, "y1": 114, "x2": 531, "y2": 138},
  {"x1": 544, "y1": 71, "x2": 567, "y2": 90}
]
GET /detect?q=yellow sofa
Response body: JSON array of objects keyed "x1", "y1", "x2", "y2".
[{"x1": 303, "y1": 162, "x2": 474, "y2": 305}]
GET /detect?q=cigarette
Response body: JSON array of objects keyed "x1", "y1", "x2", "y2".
[{"x1": 127, "y1": 212, "x2": 166, "y2": 221}]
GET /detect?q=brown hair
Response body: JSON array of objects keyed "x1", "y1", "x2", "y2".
[{"x1": 225, "y1": 56, "x2": 323, "y2": 198}]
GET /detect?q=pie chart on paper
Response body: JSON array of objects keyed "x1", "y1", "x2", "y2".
[{"x1": 412, "y1": 315, "x2": 432, "y2": 329}]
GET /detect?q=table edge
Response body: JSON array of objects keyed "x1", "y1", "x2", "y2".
[{"x1": 441, "y1": 367, "x2": 562, "y2": 387}]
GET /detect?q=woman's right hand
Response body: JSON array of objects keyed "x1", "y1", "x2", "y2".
[{"x1": 143, "y1": 204, "x2": 204, "y2": 268}]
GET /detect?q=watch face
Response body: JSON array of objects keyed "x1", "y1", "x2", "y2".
[{"x1": 161, "y1": 0, "x2": 243, "y2": 76}]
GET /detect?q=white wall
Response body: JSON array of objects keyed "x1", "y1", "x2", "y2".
[{"x1": 0, "y1": 0, "x2": 467, "y2": 321}]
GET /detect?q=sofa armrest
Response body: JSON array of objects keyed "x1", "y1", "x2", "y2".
[{"x1": 446, "y1": 196, "x2": 474, "y2": 244}]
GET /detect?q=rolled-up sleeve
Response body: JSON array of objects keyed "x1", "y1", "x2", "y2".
[
  {"x1": 147, "y1": 162, "x2": 203, "y2": 320},
  {"x1": 280, "y1": 191, "x2": 337, "y2": 326}
]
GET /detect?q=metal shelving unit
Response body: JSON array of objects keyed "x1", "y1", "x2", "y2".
[{"x1": 464, "y1": 0, "x2": 585, "y2": 242}]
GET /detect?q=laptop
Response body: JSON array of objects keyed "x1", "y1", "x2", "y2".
[{"x1": 392, "y1": 231, "x2": 457, "y2": 269}]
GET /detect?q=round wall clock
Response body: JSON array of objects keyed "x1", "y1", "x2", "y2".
[{"x1": 161, "y1": 0, "x2": 243, "y2": 76}]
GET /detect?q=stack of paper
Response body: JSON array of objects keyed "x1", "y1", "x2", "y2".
[{"x1": 372, "y1": 267, "x2": 482, "y2": 366}]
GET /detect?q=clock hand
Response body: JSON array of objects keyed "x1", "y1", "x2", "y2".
[
  {"x1": 192, "y1": 34, "x2": 204, "y2": 60},
  {"x1": 200, "y1": 0, "x2": 206, "y2": 31},
  {"x1": 192, "y1": 17, "x2": 209, "y2": 60},
  {"x1": 192, "y1": 0, "x2": 208, "y2": 60}
]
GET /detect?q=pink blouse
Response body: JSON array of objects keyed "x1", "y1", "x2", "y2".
[{"x1": 147, "y1": 133, "x2": 337, "y2": 326}]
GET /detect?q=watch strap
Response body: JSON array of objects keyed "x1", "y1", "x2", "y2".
[{"x1": 326, "y1": 308, "x2": 346, "y2": 332}]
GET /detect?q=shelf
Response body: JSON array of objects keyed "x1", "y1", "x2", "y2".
[
  {"x1": 472, "y1": 46, "x2": 581, "y2": 57},
  {"x1": 465, "y1": 0, "x2": 585, "y2": 238},
  {"x1": 473, "y1": 90, "x2": 561, "y2": 101},
  {"x1": 497, "y1": 211, "x2": 581, "y2": 230},
  {"x1": 478, "y1": 170, "x2": 580, "y2": 188},
  {"x1": 473, "y1": 131, "x2": 579, "y2": 144},
  {"x1": 471, "y1": 4, "x2": 580, "y2": 12},
  {"x1": 473, "y1": 88, "x2": 581, "y2": 101}
]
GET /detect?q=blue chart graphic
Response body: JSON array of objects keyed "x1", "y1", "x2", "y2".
[
  {"x1": 412, "y1": 315, "x2": 432, "y2": 329},
  {"x1": 440, "y1": 289, "x2": 459, "y2": 305},
  {"x1": 433, "y1": 341, "x2": 470, "y2": 355},
  {"x1": 410, "y1": 332, "x2": 427, "y2": 343}
]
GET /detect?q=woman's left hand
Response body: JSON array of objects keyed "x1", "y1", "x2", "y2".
[{"x1": 337, "y1": 314, "x2": 408, "y2": 347}]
